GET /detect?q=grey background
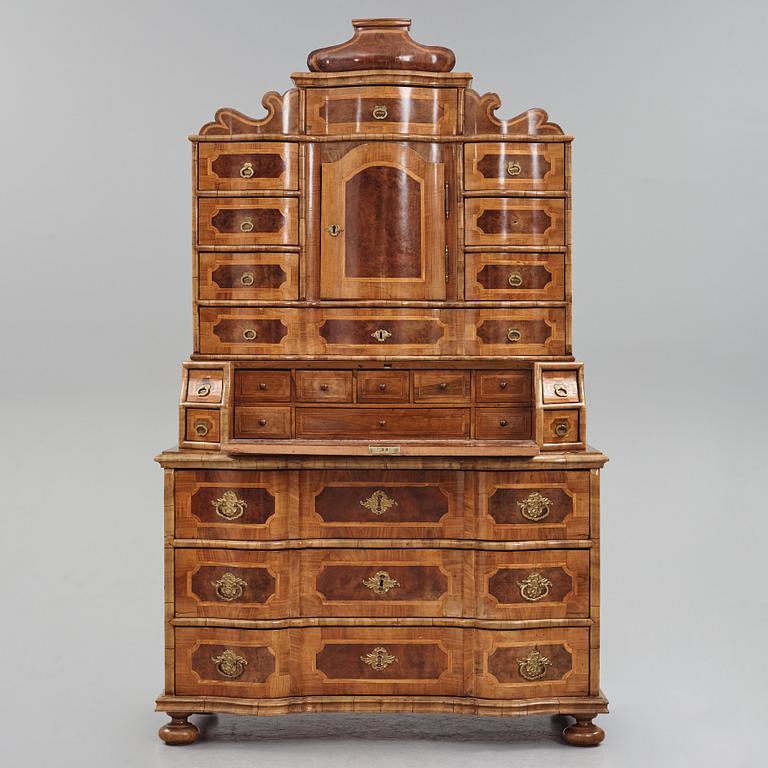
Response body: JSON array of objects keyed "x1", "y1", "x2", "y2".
[{"x1": 1, "y1": 1, "x2": 766, "y2": 765}]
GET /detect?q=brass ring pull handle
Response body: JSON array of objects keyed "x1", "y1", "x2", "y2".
[
  {"x1": 361, "y1": 646, "x2": 397, "y2": 671},
  {"x1": 212, "y1": 490, "x2": 247, "y2": 520},
  {"x1": 517, "y1": 648, "x2": 551, "y2": 681},
  {"x1": 212, "y1": 572, "x2": 247, "y2": 601},
  {"x1": 212, "y1": 649, "x2": 248, "y2": 679},
  {"x1": 360, "y1": 490, "x2": 398, "y2": 515},
  {"x1": 553, "y1": 384, "x2": 569, "y2": 398},
  {"x1": 325, "y1": 223, "x2": 343, "y2": 236},
  {"x1": 242, "y1": 328, "x2": 258, "y2": 341},
  {"x1": 517, "y1": 572, "x2": 553, "y2": 602},
  {"x1": 371, "y1": 329, "x2": 392, "y2": 343},
  {"x1": 240, "y1": 271, "x2": 255, "y2": 287},
  {"x1": 239, "y1": 162, "x2": 255, "y2": 179},
  {"x1": 194, "y1": 422, "x2": 209, "y2": 437},
  {"x1": 508, "y1": 272, "x2": 523, "y2": 288},
  {"x1": 506, "y1": 160, "x2": 522, "y2": 177},
  {"x1": 195, "y1": 383, "x2": 211, "y2": 397},
  {"x1": 517, "y1": 491, "x2": 552, "y2": 522},
  {"x1": 554, "y1": 421, "x2": 570, "y2": 437},
  {"x1": 240, "y1": 217, "x2": 254, "y2": 233},
  {"x1": 506, "y1": 328, "x2": 522, "y2": 343},
  {"x1": 362, "y1": 570, "x2": 400, "y2": 595},
  {"x1": 372, "y1": 105, "x2": 388, "y2": 120}
]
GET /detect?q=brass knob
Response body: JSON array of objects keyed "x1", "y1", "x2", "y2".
[
  {"x1": 239, "y1": 162, "x2": 255, "y2": 179},
  {"x1": 371, "y1": 329, "x2": 392, "y2": 343},
  {"x1": 378, "y1": 383, "x2": 387, "y2": 391},
  {"x1": 194, "y1": 422, "x2": 209, "y2": 437},
  {"x1": 499, "y1": 381, "x2": 508, "y2": 389},
  {"x1": 372, "y1": 105, "x2": 388, "y2": 120},
  {"x1": 507, "y1": 328, "x2": 522, "y2": 343},
  {"x1": 320, "y1": 383, "x2": 329, "y2": 391},
  {"x1": 195, "y1": 383, "x2": 211, "y2": 397},
  {"x1": 240, "y1": 217, "x2": 254, "y2": 233},
  {"x1": 240, "y1": 271, "x2": 255, "y2": 286},
  {"x1": 243, "y1": 328, "x2": 258, "y2": 341},
  {"x1": 506, "y1": 160, "x2": 522, "y2": 177},
  {"x1": 212, "y1": 649, "x2": 248, "y2": 679},
  {"x1": 378, "y1": 420, "x2": 386, "y2": 427},
  {"x1": 212, "y1": 572, "x2": 247, "y2": 601},
  {"x1": 258, "y1": 419, "x2": 267, "y2": 427},
  {"x1": 325, "y1": 223, "x2": 343, "y2": 236},
  {"x1": 517, "y1": 572, "x2": 553, "y2": 602},
  {"x1": 554, "y1": 383, "x2": 569, "y2": 398},
  {"x1": 499, "y1": 419, "x2": 508, "y2": 427},
  {"x1": 554, "y1": 420, "x2": 570, "y2": 437},
  {"x1": 258, "y1": 382, "x2": 267, "y2": 390},
  {"x1": 439, "y1": 382, "x2": 448, "y2": 390},
  {"x1": 508, "y1": 272, "x2": 523, "y2": 287}
]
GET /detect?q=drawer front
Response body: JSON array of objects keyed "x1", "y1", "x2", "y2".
[
  {"x1": 413, "y1": 371, "x2": 470, "y2": 402},
  {"x1": 475, "y1": 407, "x2": 533, "y2": 440},
  {"x1": 464, "y1": 198, "x2": 565, "y2": 246},
  {"x1": 198, "y1": 252, "x2": 299, "y2": 301},
  {"x1": 184, "y1": 408, "x2": 220, "y2": 443},
  {"x1": 198, "y1": 198, "x2": 298, "y2": 246},
  {"x1": 198, "y1": 142, "x2": 299, "y2": 191},
  {"x1": 476, "y1": 370, "x2": 532, "y2": 403},
  {"x1": 295, "y1": 370, "x2": 353, "y2": 403},
  {"x1": 234, "y1": 406, "x2": 292, "y2": 438},
  {"x1": 474, "y1": 627, "x2": 590, "y2": 699},
  {"x1": 175, "y1": 549, "x2": 292, "y2": 620},
  {"x1": 234, "y1": 370, "x2": 292, "y2": 403},
  {"x1": 357, "y1": 371, "x2": 409, "y2": 403},
  {"x1": 543, "y1": 409, "x2": 581, "y2": 444},
  {"x1": 299, "y1": 470, "x2": 464, "y2": 540},
  {"x1": 306, "y1": 86, "x2": 458, "y2": 135},
  {"x1": 469, "y1": 310, "x2": 567, "y2": 356},
  {"x1": 542, "y1": 369, "x2": 581, "y2": 404},
  {"x1": 475, "y1": 470, "x2": 590, "y2": 541},
  {"x1": 175, "y1": 627, "x2": 291, "y2": 698},
  {"x1": 174, "y1": 470, "x2": 292, "y2": 541},
  {"x1": 199, "y1": 308, "x2": 292, "y2": 355},
  {"x1": 464, "y1": 143, "x2": 565, "y2": 192},
  {"x1": 186, "y1": 369, "x2": 224, "y2": 404},
  {"x1": 465, "y1": 252, "x2": 565, "y2": 301},
  {"x1": 296, "y1": 408, "x2": 471, "y2": 439},
  {"x1": 475, "y1": 550, "x2": 590, "y2": 620}
]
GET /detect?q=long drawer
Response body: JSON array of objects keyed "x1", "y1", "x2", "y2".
[{"x1": 174, "y1": 626, "x2": 590, "y2": 699}]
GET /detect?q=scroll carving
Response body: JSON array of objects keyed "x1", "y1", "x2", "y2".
[
  {"x1": 200, "y1": 90, "x2": 299, "y2": 135},
  {"x1": 464, "y1": 89, "x2": 563, "y2": 136}
]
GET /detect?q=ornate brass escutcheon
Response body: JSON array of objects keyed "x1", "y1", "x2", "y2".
[
  {"x1": 553, "y1": 383, "x2": 569, "y2": 398},
  {"x1": 239, "y1": 161, "x2": 255, "y2": 178},
  {"x1": 194, "y1": 422, "x2": 209, "y2": 437},
  {"x1": 517, "y1": 648, "x2": 552, "y2": 681},
  {"x1": 212, "y1": 572, "x2": 248, "y2": 601},
  {"x1": 506, "y1": 160, "x2": 523, "y2": 177},
  {"x1": 242, "y1": 328, "x2": 258, "y2": 341},
  {"x1": 508, "y1": 272, "x2": 523, "y2": 288},
  {"x1": 517, "y1": 491, "x2": 552, "y2": 522},
  {"x1": 212, "y1": 490, "x2": 248, "y2": 520},
  {"x1": 360, "y1": 489, "x2": 398, "y2": 515},
  {"x1": 240, "y1": 271, "x2": 255, "y2": 286},
  {"x1": 372, "y1": 104, "x2": 388, "y2": 120},
  {"x1": 506, "y1": 328, "x2": 522, "y2": 343},
  {"x1": 240, "y1": 217, "x2": 255, "y2": 233},
  {"x1": 517, "y1": 572, "x2": 553, "y2": 602},
  {"x1": 371, "y1": 328, "x2": 392, "y2": 342},
  {"x1": 325, "y1": 223, "x2": 343, "y2": 236},
  {"x1": 362, "y1": 570, "x2": 401, "y2": 595},
  {"x1": 554, "y1": 420, "x2": 570, "y2": 437},
  {"x1": 195, "y1": 383, "x2": 211, "y2": 397},
  {"x1": 361, "y1": 646, "x2": 397, "y2": 671},
  {"x1": 212, "y1": 648, "x2": 248, "y2": 679}
]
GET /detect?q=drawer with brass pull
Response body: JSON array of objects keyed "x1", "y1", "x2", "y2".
[
  {"x1": 357, "y1": 371, "x2": 409, "y2": 403},
  {"x1": 464, "y1": 198, "x2": 565, "y2": 247},
  {"x1": 543, "y1": 408, "x2": 582, "y2": 446},
  {"x1": 464, "y1": 142, "x2": 566, "y2": 192},
  {"x1": 413, "y1": 370, "x2": 470, "y2": 402},
  {"x1": 475, "y1": 407, "x2": 533, "y2": 440},
  {"x1": 468, "y1": 309, "x2": 567, "y2": 356},
  {"x1": 542, "y1": 369, "x2": 581, "y2": 404},
  {"x1": 198, "y1": 252, "x2": 299, "y2": 301},
  {"x1": 198, "y1": 198, "x2": 298, "y2": 246},
  {"x1": 295, "y1": 370, "x2": 353, "y2": 403},
  {"x1": 476, "y1": 370, "x2": 532, "y2": 403},
  {"x1": 185, "y1": 369, "x2": 224, "y2": 404},
  {"x1": 184, "y1": 408, "x2": 221, "y2": 443},
  {"x1": 197, "y1": 142, "x2": 299, "y2": 191},
  {"x1": 234, "y1": 370, "x2": 291, "y2": 403},
  {"x1": 465, "y1": 252, "x2": 565, "y2": 301},
  {"x1": 234, "y1": 407, "x2": 292, "y2": 438}
]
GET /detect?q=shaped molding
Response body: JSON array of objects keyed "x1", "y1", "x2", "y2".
[
  {"x1": 464, "y1": 89, "x2": 563, "y2": 136},
  {"x1": 199, "y1": 90, "x2": 299, "y2": 136}
]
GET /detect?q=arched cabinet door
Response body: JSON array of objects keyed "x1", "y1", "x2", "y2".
[{"x1": 320, "y1": 143, "x2": 446, "y2": 300}]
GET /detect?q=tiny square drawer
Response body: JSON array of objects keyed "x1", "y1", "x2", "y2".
[
  {"x1": 465, "y1": 253, "x2": 565, "y2": 301},
  {"x1": 413, "y1": 371, "x2": 470, "y2": 402},
  {"x1": 234, "y1": 371, "x2": 291, "y2": 403},
  {"x1": 543, "y1": 409, "x2": 581, "y2": 444},
  {"x1": 234, "y1": 407, "x2": 292, "y2": 439},
  {"x1": 295, "y1": 370, "x2": 353, "y2": 402},
  {"x1": 198, "y1": 252, "x2": 298, "y2": 302},
  {"x1": 357, "y1": 371, "x2": 409, "y2": 403},
  {"x1": 542, "y1": 370, "x2": 580, "y2": 404},
  {"x1": 198, "y1": 198, "x2": 298, "y2": 246},
  {"x1": 464, "y1": 198, "x2": 565, "y2": 247},
  {"x1": 464, "y1": 142, "x2": 565, "y2": 192},
  {"x1": 476, "y1": 370, "x2": 532, "y2": 403},
  {"x1": 198, "y1": 142, "x2": 298, "y2": 191},
  {"x1": 186, "y1": 370, "x2": 224, "y2": 404},
  {"x1": 185, "y1": 408, "x2": 220, "y2": 442},
  {"x1": 475, "y1": 407, "x2": 533, "y2": 440}
]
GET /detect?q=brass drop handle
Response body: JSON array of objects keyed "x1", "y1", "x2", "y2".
[
  {"x1": 194, "y1": 422, "x2": 209, "y2": 437},
  {"x1": 378, "y1": 383, "x2": 387, "y2": 391},
  {"x1": 212, "y1": 572, "x2": 247, "y2": 601},
  {"x1": 371, "y1": 329, "x2": 392, "y2": 343},
  {"x1": 554, "y1": 383, "x2": 569, "y2": 398},
  {"x1": 243, "y1": 328, "x2": 258, "y2": 341},
  {"x1": 362, "y1": 570, "x2": 400, "y2": 595},
  {"x1": 507, "y1": 160, "x2": 522, "y2": 177},
  {"x1": 508, "y1": 272, "x2": 523, "y2": 288},
  {"x1": 240, "y1": 271, "x2": 255, "y2": 286},
  {"x1": 554, "y1": 420, "x2": 570, "y2": 437},
  {"x1": 212, "y1": 649, "x2": 248, "y2": 679},
  {"x1": 212, "y1": 490, "x2": 247, "y2": 520},
  {"x1": 195, "y1": 383, "x2": 211, "y2": 397},
  {"x1": 239, "y1": 161, "x2": 255, "y2": 179},
  {"x1": 320, "y1": 383, "x2": 329, "y2": 391},
  {"x1": 517, "y1": 572, "x2": 553, "y2": 602},
  {"x1": 372, "y1": 104, "x2": 388, "y2": 120},
  {"x1": 378, "y1": 420, "x2": 386, "y2": 427},
  {"x1": 499, "y1": 419, "x2": 508, "y2": 427},
  {"x1": 258, "y1": 419, "x2": 267, "y2": 427},
  {"x1": 240, "y1": 217, "x2": 254, "y2": 233},
  {"x1": 517, "y1": 648, "x2": 551, "y2": 681},
  {"x1": 507, "y1": 328, "x2": 522, "y2": 343},
  {"x1": 325, "y1": 223, "x2": 343, "y2": 236}
]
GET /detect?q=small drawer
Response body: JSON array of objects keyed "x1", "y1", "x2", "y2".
[
  {"x1": 234, "y1": 371, "x2": 291, "y2": 403},
  {"x1": 198, "y1": 142, "x2": 298, "y2": 191},
  {"x1": 464, "y1": 198, "x2": 565, "y2": 247},
  {"x1": 465, "y1": 253, "x2": 565, "y2": 301},
  {"x1": 186, "y1": 370, "x2": 224, "y2": 404},
  {"x1": 295, "y1": 370, "x2": 353, "y2": 402},
  {"x1": 542, "y1": 370, "x2": 581, "y2": 404},
  {"x1": 185, "y1": 408, "x2": 220, "y2": 443},
  {"x1": 475, "y1": 407, "x2": 533, "y2": 440},
  {"x1": 543, "y1": 409, "x2": 581, "y2": 444},
  {"x1": 198, "y1": 252, "x2": 298, "y2": 301},
  {"x1": 198, "y1": 198, "x2": 298, "y2": 246},
  {"x1": 234, "y1": 407, "x2": 292, "y2": 439},
  {"x1": 476, "y1": 370, "x2": 532, "y2": 403},
  {"x1": 318, "y1": 314, "x2": 448, "y2": 354},
  {"x1": 464, "y1": 142, "x2": 565, "y2": 192},
  {"x1": 305, "y1": 86, "x2": 458, "y2": 135},
  {"x1": 296, "y1": 408, "x2": 470, "y2": 439},
  {"x1": 470, "y1": 310, "x2": 566, "y2": 356},
  {"x1": 357, "y1": 371, "x2": 409, "y2": 403},
  {"x1": 199, "y1": 308, "x2": 292, "y2": 355},
  {"x1": 413, "y1": 371, "x2": 470, "y2": 402}
]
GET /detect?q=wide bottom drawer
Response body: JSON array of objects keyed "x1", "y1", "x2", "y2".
[{"x1": 174, "y1": 626, "x2": 590, "y2": 699}]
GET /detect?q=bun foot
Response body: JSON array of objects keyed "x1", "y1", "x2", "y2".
[
  {"x1": 562, "y1": 714, "x2": 604, "y2": 747},
  {"x1": 158, "y1": 713, "x2": 199, "y2": 745}
]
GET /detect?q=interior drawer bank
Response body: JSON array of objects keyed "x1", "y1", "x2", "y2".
[{"x1": 197, "y1": 307, "x2": 567, "y2": 356}]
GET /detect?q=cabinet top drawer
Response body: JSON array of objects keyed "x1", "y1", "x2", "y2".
[
  {"x1": 465, "y1": 143, "x2": 565, "y2": 192},
  {"x1": 198, "y1": 142, "x2": 298, "y2": 191},
  {"x1": 306, "y1": 86, "x2": 458, "y2": 135}
]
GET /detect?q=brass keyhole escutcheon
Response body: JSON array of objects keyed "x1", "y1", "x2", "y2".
[
  {"x1": 212, "y1": 572, "x2": 247, "y2": 601},
  {"x1": 360, "y1": 490, "x2": 398, "y2": 515},
  {"x1": 195, "y1": 383, "x2": 211, "y2": 397},
  {"x1": 239, "y1": 161, "x2": 255, "y2": 179},
  {"x1": 361, "y1": 646, "x2": 397, "y2": 671},
  {"x1": 240, "y1": 271, "x2": 255, "y2": 287},
  {"x1": 517, "y1": 572, "x2": 553, "y2": 602},
  {"x1": 371, "y1": 329, "x2": 392, "y2": 343},
  {"x1": 554, "y1": 420, "x2": 570, "y2": 437},
  {"x1": 554, "y1": 383, "x2": 569, "y2": 398},
  {"x1": 372, "y1": 104, "x2": 388, "y2": 120},
  {"x1": 508, "y1": 272, "x2": 523, "y2": 288},
  {"x1": 507, "y1": 160, "x2": 522, "y2": 177},
  {"x1": 194, "y1": 422, "x2": 209, "y2": 437},
  {"x1": 240, "y1": 217, "x2": 254, "y2": 233},
  {"x1": 212, "y1": 490, "x2": 247, "y2": 520},
  {"x1": 326, "y1": 223, "x2": 343, "y2": 236},
  {"x1": 507, "y1": 328, "x2": 522, "y2": 343},
  {"x1": 212, "y1": 649, "x2": 248, "y2": 679},
  {"x1": 362, "y1": 570, "x2": 400, "y2": 595},
  {"x1": 242, "y1": 328, "x2": 258, "y2": 341}
]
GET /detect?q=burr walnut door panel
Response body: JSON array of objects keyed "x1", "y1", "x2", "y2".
[
  {"x1": 474, "y1": 470, "x2": 590, "y2": 541},
  {"x1": 464, "y1": 198, "x2": 565, "y2": 246},
  {"x1": 299, "y1": 470, "x2": 465, "y2": 539},
  {"x1": 320, "y1": 143, "x2": 446, "y2": 300},
  {"x1": 465, "y1": 252, "x2": 565, "y2": 301},
  {"x1": 464, "y1": 143, "x2": 565, "y2": 192},
  {"x1": 198, "y1": 252, "x2": 299, "y2": 301},
  {"x1": 198, "y1": 198, "x2": 298, "y2": 246},
  {"x1": 197, "y1": 142, "x2": 299, "y2": 191}
]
